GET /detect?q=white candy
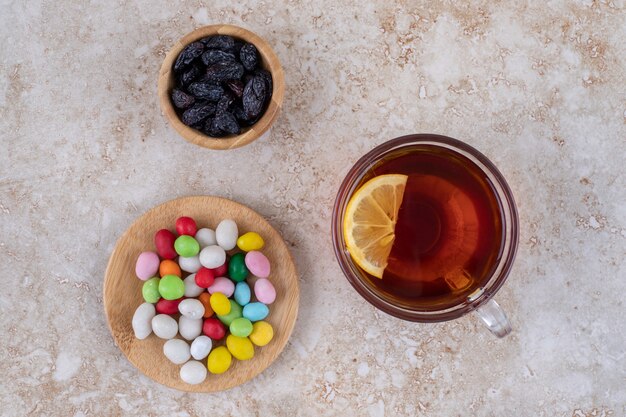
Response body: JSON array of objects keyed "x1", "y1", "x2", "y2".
[
  {"x1": 195, "y1": 228, "x2": 217, "y2": 248},
  {"x1": 178, "y1": 299, "x2": 205, "y2": 319},
  {"x1": 163, "y1": 339, "x2": 191, "y2": 364},
  {"x1": 132, "y1": 303, "x2": 155, "y2": 340},
  {"x1": 151, "y1": 314, "x2": 178, "y2": 339},
  {"x1": 179, "y1": 255, "x2": 202, "y2": 273},
  {"x1": 190, "y1": 336, "x2": 213, "y2": 360},
  {"x1": 184, "y1": 273, "x2": 204, "y2": 297},
  {"x1": 199, "y1": 245, "x2": 226, "y2": 269},
  {"x1": 178, "y1": 315, "x2": 202, "y2": 340},
  {"x1": 216, "y1": 219, "x2": 238, "y2": 251},
  {"x1": 180, "y1": 360, "x2": 207, "y2": 385}
]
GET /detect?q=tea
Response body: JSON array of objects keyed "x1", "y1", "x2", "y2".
[{"x1": 357, "y1": 144, "x2": 504, "y2": 310}]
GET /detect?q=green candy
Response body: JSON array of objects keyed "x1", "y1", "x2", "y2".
[
  {"x1": 159, "y1": 274, "x2": 185, "y2": 300},
  {"x1": 174, "y1": 235, "x2": 200, "y2": 257},
  {"x1": 217, "y1": 299, "x2": 243, "y2": 326},
  {"x1": 228, "y1": 252, "x2": 249, "y2": 282},
  {"x1": 142, "y1": 277, "x2": 161, "y2": 303},
  {"x1": 229, "y1": 317, "x2": 253, "y2": 337}
]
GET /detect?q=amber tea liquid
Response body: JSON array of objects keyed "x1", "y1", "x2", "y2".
[{"x1": 359, "y1": 144, "x2": 504, "y2": 310}]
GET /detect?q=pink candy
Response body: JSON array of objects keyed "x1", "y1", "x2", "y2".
[
  {"x1": 245, "y1": 251, "x2": 270, "y2": 278},
  {"x1": 254, "y1": 278, "x2": 276, "y2": 304},
  {"x1": 135, "y1": 251, "x2": 160, "y2": 280},
  {"x1": 207, "y1": 277, "x2": 235, "y2": 297}
]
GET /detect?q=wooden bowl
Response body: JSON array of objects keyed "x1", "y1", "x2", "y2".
[
  {"x1": 158, "y1": 25, "x2": 285, "y2": 150},
  {"x1": 103, "y1": 196, "x2": 299, "y2": 392}
]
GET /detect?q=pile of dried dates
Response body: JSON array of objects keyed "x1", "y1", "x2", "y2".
[{"x1": 170, "y1": 35, "x2": 273, "y2": 137}]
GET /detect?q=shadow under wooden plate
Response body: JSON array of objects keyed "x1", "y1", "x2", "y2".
[{"x1": 103, "y1": 196, "x2": 299, "y2": 392}]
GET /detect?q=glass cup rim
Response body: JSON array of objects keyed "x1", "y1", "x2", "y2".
[{"x1": 331, "y1": 133, "x2": 519, "y2": 322}]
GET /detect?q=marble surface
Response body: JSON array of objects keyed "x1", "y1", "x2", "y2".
[{"x1": 1, "y1": 0, "x2": 624, "y2": 416}]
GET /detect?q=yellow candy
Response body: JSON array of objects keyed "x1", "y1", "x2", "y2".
[
  {"x1": 207, "y1": 346, "x2": 232, "y2": 374},
  {"x1": 226, "y1": 335, "x2": 255, "y2": 360},
  {"x1": 249, "y1": 321, "x2": 274, "y2": 346},
  {"x1": 210, "y1": 293, "x2": 231, "y2": 316},
  {"x1": 236, "y1": 232, "x2": 265, "y2": 252}
]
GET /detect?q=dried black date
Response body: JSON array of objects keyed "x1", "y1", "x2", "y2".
[
  {"x1": 206, "y1": 61, "x2": 244, "y2": 82},
  {"x1": 255, "y1": 69, "x2": 273, "y2": 98},
  {"x1": 242, "y1": 75, "x2": 266, "y2": 118},
  {"x1": 188, "y1": 81, "x2": 224, "y2": 101},
  {"x1": 173, "y1": 42, "x2": 204, "y2": 73},
  {"x1": 171, "y1": 88, "x2": 195, "y2": 109},
  {"x1": 212, "y1": 111, "x2": 240, "y2": 135},
  {"x1": 226, "y1": 79, "x2": 244, "y2": 98},
  {"x1": 179, "y1": 64, "x2": 201, "y2": 87},
  {"x1": 239, "y1": 43, "x2": 258, "y2": 71},
  {"x1": 181, "y1": 101, "x2": 216, "y2": 126},
  {"x1": 203, "y1": 35, "x2": 235, "y2": 52},
  {"x1": 201, "y1": 49, "x2": 236, "y2": 66}
]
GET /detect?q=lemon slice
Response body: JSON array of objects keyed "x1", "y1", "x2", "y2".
[{"x1": 343, "y1": 174, "x2": 408, "y2": 278}]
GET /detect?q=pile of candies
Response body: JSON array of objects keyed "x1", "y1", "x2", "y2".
[{"x1": 131, "y1": 216, "x2": 276, "y2": 385}]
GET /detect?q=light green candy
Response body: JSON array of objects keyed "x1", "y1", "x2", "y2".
[
  {"x1": 142, "y1": 277, "x2": 161, "y2": 303},
  {"x1": 217, "y1": 299, "x2": 243, "y2": 326},
  {"x1": 174, "y1": 235, "x2": 200, "y2": 257},
  {"x1": 158, "y1": 274, "x2": 185, "y2": 300},
  {"x1": 230, "y1": 317, "x2": 253, "y2": 337}
]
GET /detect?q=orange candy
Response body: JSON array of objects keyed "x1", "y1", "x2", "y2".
[
  {"x1": 159, "y1": 259, "x2": 181, "y2": 277},
  {"x1": 198, "y1": 292, "x2": 214, "y2": 318}
]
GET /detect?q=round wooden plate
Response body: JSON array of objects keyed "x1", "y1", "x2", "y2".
[{"x1": 103, "y1": 196, "x2": 299, "y2": 392}]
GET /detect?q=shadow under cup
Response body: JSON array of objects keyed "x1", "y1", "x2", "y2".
[{"x1": 331, "y1": 134, "x2": 519, "y2": 325}]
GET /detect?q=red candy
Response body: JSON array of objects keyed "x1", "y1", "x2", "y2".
[
  {"x1": 176, "y1": 216, "x2": 197, "y2": 236},
  {"x1": 195, "y1": 267, "x2": 215, "y2": 288},
  {"x1": 154, "y1": 229, "x2": 177, "y2": 259},
  {"x1": 211, "y1": 261, "x2": 228, "y2": 277},
  {"x1": 156, "y1": 297, "x2": 184, "y2": 315},
  {"x1": 203, "y1": 317, "x2": 226, "y2": 340}
]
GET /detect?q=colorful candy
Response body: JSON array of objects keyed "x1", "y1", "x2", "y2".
[
  {"x1": 230, "y1": 317, "x2": 253, "y2": 337},
  {"x1": 178, "y1": 298, "x2": 205, "y2": 319},
  {"x1": 142, "y1": 277, "x2": 161, "y2": 303},
  {"x1": 194, "y1": 228, "x2": 217, "y2": 248},
  {"x1": 242, "y1": 302, "x2": 269, "y2": 322},
  {"x1": 202, "y1": 317, "x2": 226, "y2": 340},
  {"x1": 249, "y1": 321, "x2": 274, "y2": 346},
  {"x1": 210, "y1": 293, "x2": 231, "y2": 315},
  {"x1": 135, "y1": 251, "x2": 160, "y2": 280},
  {"x1": 194, "y1": 267, "x2": 215, "y2": 288},
  {"x1": 180, "y1": 360, "x2": 207, "y2": 385},
  {"x1": 151, "y1": 314, "x2": 178, "y2": 339},
  {"x1": 163, "y1": 339, "x2": 190, "y2": 364},
  {"x1": 226, "y1": 335, "x2": 254, "y2": 360},
  {"x1": 199, "y1": 245, "x2": 226, "y2": 269},
  {"x1": 216, "y1": 219, "x2": 238, "y2": 250},
  {"x1": 132, "y1": 216, "x2": 279, "y2": 384},
  {"x1": 175, "y1": 235, "x2": 200, "y2": 257},
  {"x1": 228, "y1": 252, "x2": 249, "y2": 282},
  {"x1": 234, "y1": 281, "x2": 251, "y2": 306},
  {"x1": 158, "y1": 275, "x2": 185, "y2": 300},
  {"x1": 176, "y1": 216, "x2": 198, "y2": 237},
  {"x1": 154, "y1": 229, "x2": 177, "y2": 259},
  {"x1": 254, "y1": 278, "x2": 276, "y2": 304},
  {"x1": 236, "y1": 231, "x2": 265, "y2": 252},
  {"x1": 132, "y1": 302, "x2": 155, "y2": 339},
  {"x1": 245, "y1": 251, "x2": 270, "y2": 278},
  {"x1": 207, "y1": 346, "x2": 232, "y2": 374},
  {"x1": 159, "y1": 259, "x2": 181, "y2": 277}
]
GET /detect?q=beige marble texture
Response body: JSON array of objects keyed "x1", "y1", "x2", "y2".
[{"x1": 1, "y1": 0, "x2": 625, "y2": 416}]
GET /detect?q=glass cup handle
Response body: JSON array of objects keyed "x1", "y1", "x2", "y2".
[{"x1": 474, "y1": 299, "x2": 512, "y2": 338}]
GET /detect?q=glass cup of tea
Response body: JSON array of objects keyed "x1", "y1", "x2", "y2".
[{"x1": 332, "y1": 134, "x2": 519, "y2": 337}]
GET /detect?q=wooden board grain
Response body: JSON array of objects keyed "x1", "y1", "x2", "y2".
[{"x1": 103, "y1": 196, "x2": 299, "y2": 392}]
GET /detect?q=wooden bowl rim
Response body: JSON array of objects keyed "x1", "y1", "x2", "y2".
[
  {"x1": 103, "y1": 195, "x2": 299, "y2": 392},
  {"x1": 158, "y1": 24, "x2": 285, "y2": 150}
]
